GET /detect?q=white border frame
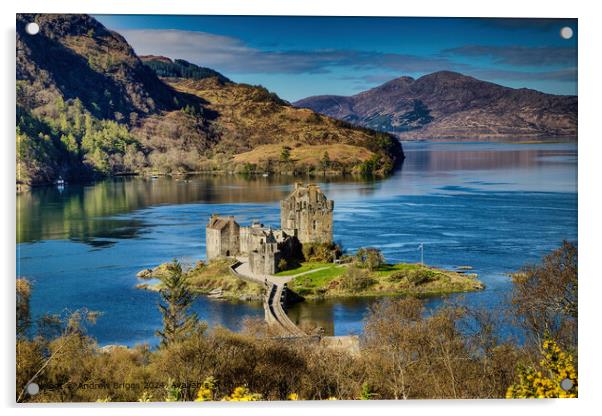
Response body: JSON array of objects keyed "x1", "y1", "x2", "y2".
[{"x1": 2, "y1": 1, "x2": 600, "y2": 415}]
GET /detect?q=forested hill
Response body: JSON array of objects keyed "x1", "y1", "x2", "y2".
[
  {"x1": 139, "y1": 55, "x2": 231, "y2": 84},
  {"x1": 16, "y1": 14, "x2": 403, "y2": 187}
]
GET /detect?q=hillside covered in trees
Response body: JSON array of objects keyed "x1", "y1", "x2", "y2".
[{"x1": 16, "y1": 14, "x2": 403, "y2": 187}]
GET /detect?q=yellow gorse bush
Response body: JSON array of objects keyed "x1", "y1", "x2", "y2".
[
  {"x1": 221, "y1": 386, "x2": 262, "y2": 402},
  {"x1": 195, "y1": 377, "x2": 261, "y2": 402},
  {"x1": 506, "y1": 339, "x2": 577, "y2": 398},
  {"x1": 194, "y1": 376, "x2": 216, "y2": 402}
]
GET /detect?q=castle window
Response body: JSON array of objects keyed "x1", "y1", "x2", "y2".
[{"x1": 313, "y1": 220, "x2": 317, "y2": 230}]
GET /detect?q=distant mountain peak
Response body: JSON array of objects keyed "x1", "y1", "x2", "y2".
[{"x1": 295, "y1": 72, "x2": 577, "y2": 140}]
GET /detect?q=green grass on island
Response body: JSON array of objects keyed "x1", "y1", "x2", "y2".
[
  {"x1": 137, "y1": 259, "x2": 483, "y2": 302},
  {"x1": 284, "y1": 261, "x2": 484, "y2": 299},
  {"x1": 274, "y1": 262, "x2": 335, "y2": 276},
  {"x1": 136, "y1": 259, "x2": 263, "y2": 301}
]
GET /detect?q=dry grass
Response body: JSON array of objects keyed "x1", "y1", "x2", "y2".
[
  {"x1": 185, "y1": 259, "x2": 263, "y2": 300},
  {"x1": 233, "y1": 143, "x2": 374, "y2": 165},
  {"x1": 136, "y1": 259, "x2": 263, "y2": 301},
  {"x1": 166, "y1": 78, "x2": 398, "y2": 174}
]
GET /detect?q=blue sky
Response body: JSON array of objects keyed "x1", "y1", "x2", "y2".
[{"x1": 95, "y1": 15, "x2": 577, "y2": 101}]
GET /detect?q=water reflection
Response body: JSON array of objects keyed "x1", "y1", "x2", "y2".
[
  {"x1": 403, "y1": 142, "x2": 576, "y2": 172},
  {"x1": 17, "y1": 175, "x2": 376, "y2": 244},
  {"x1": 17, "y1": 142, "x2": 577, "y2": 244}
]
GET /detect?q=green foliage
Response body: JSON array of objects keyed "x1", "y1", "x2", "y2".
[
  {"x1": 506, "y1": 339, "x2": 577, "y2": 398},
  {"x1": 354, "y1": 247, "x2": 385, "y2": 271},
  {"x1": 143, "y1": 58, "x2": 230, "y2": 83},
  {"x1": 240, "y1": 162, "x2": 257, "y2": 175},
  {"x1": 280, "y1": 146, "x2": 291, "y2": 162},
  {"x1": 301, "y1": 242, "x2": 341, "y2": 263},
  {"x1": 360, "y1": 382, "x2": 376, "y2": 400},
  {"x1": 320, "y1": 151, "x2": 331, "y2": 173},
  {"x1": 164, "y1": 378, "x2": 183, "y2": 402},
  {"x1": 16, "y1": 96, "x2": 143, "y2": 184},
  {"x1": 358, "y1": 155, "x2": 381, "y2": 176},
  {"x1": 278, "y1": 258, "x2": 288, "y2": 271},
  {"x1": 81, "y1": 118, "x2": 138, "y2": 174},
  {"x1": 406, "y1": 268, "x2": 437, "y2": 286},
  {"x1": 340, "y1": 265, "x2": 374, "y2": 293},
  {"x1": 156, "y1": 260, "x2": 199, "y2": 347}
]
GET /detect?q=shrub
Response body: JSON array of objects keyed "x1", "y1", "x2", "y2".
[
  {"x1": 407, "y1": 268, "x2": 437, "y2": 286},
  {"x1": 278, "y1": 258, "x2": 288, "y2": 271},
  {"x1": 506, "y1": 339, "x2": 577, "y2": 398},
  {"x1": 340, "y1": 266, "x2": 374, "y2": 293},
  {"x1": 388, "y1": 271, "x2": 408, "y2": 282},
  {"x1": 302, "y1": 242, "x2": 341, "y2": 263},
  {"x1": 510, "y1": 241, "x2": 577, "y2": 349},
  {"x1": 354, "y1": 247, "x2": 385, "y2": 271}
]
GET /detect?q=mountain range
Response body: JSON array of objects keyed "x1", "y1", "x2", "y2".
[
  {"x1": 16, "y1": 14, "x2": 402, "y2": 186},
  {"x1": 294, "y1": 72, "x2": 577, "y2": 140}
]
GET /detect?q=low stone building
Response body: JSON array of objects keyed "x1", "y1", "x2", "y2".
[
  {"x1": 206, "y1": 215, "x2": 240, "y2": 259},
  {"x1": 206, "y1": 183, "x2": 334, "y2": 275}
]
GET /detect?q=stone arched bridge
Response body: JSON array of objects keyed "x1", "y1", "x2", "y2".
[
  {"x1": 229, "y1": 257, "x2": 360, "y2": 353},
  {"x1": 229, "y1": 258, "x2": 306, "y2": 337}
]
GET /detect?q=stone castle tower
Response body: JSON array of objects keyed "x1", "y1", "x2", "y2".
[{"x1": 280, "y1": 183, "x2": 334, "y2": 244}]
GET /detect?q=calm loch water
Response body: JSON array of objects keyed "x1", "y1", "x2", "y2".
[{"x1": 17, "y1": 142, "x2": 577, "y2": 346}]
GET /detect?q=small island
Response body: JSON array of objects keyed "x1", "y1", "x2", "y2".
[{"x1": 137, "y1": 183, "x2": 483, "y2": 305}]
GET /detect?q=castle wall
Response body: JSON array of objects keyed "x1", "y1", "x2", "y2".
[
  {"x1": 249, "y1": 243, "x2": 280, "y2": 275},
  {"x1": 280, "y1": 183, "x2": 334, "y2": 244},
  {"x1": 240, "y1": 226, "x2": 250, "y2": 254},
  {"x1": 221, "y1": 222, "x2": 240, "y2": 257},
  {"x1": 240, "y1": 224, "x2": 267, "y2": 255},
  {"x1": 206, "y1": 228, "x2": 222, "y2": 260}
]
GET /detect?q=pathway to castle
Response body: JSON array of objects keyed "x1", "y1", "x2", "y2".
[
  {"x1": 231, "y1": 257, "x2": 334, "y2": 337},
  {"x1": 230, "y1": 257, "x2": 360, "y2": 354}
]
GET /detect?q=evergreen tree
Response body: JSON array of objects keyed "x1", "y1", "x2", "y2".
[
  {"x1": 156, "y1": 260, "x2": 198, "y2": 347},
  {"x1": 280, "y1": 146, "x2": 291, "y2": 162},
  {"x1": 320, "y1": 151, "x2": 331, "y2": 173}
]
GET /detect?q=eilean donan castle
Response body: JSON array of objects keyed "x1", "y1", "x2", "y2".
[{"x1": 206, "y1": 183, "x2": 334, "y2": 275}]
